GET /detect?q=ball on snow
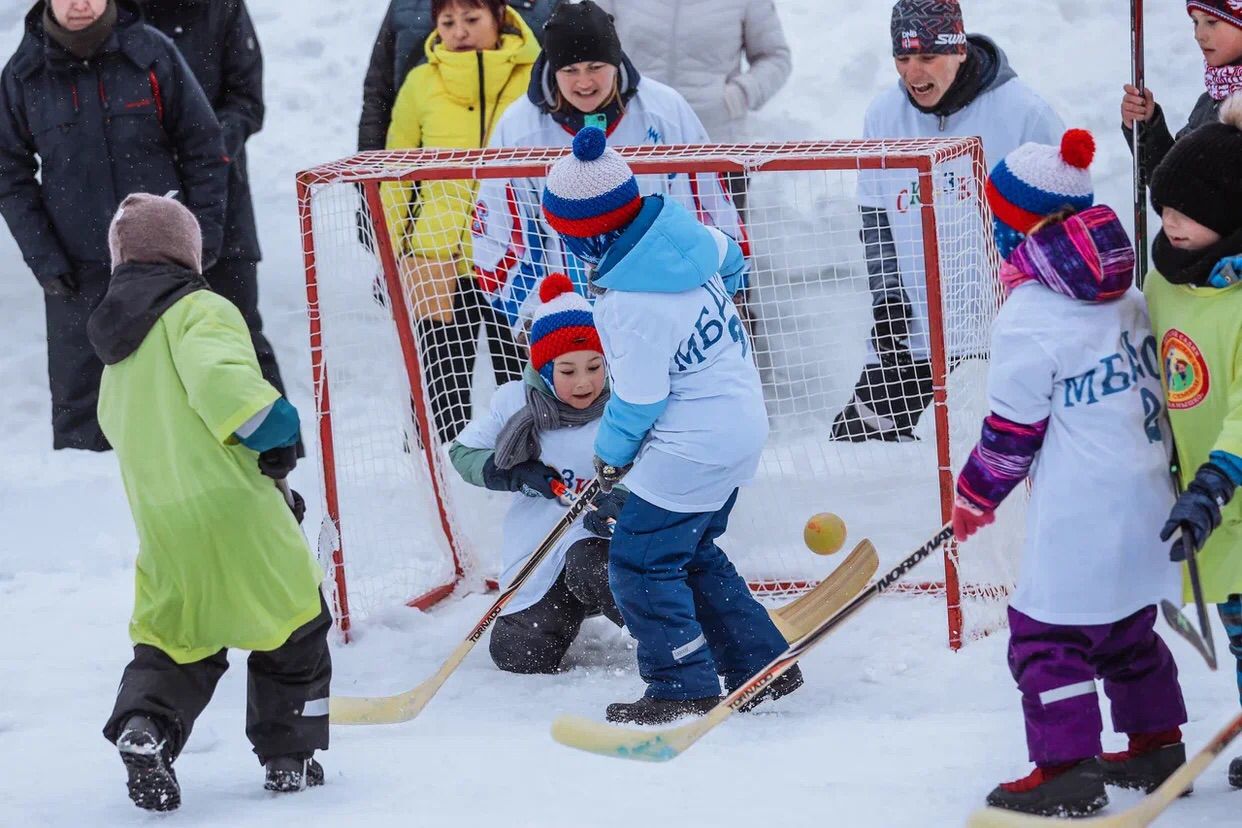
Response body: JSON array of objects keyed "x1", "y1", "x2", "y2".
[{"x1": 804, "y1": 512, "x2": 846, "y2": 556}]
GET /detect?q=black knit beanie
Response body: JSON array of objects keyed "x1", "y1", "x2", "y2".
[
  {"x1": 1151, "y1": 94, "x2": 1242, "y2": 236},
  {"x1": 542, "y1": 0, "x2": 622, "y2": 72},
  {"x1": 891, "y1": 0, "x2": 966, "y2": 56}
]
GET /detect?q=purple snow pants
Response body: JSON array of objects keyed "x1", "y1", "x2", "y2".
[{"x1": 1007, "y1": 605, "x2": 1186, "y2": 765}]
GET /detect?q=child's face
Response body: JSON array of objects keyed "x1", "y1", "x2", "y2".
[
  {"x1": 1192, "y1": 10, "x2": 1242, "y2": 67},
  {"x1": 551, "y1": 350, "x2": 606, "y2": 410},
  {"x1": 1162, "y1": 206, "x2": 1222, "y2": 251}
]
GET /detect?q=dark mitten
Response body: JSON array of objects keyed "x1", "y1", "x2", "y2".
[
  {"x1": 584, "y1": 490, "x2": 628, "y2": 537},
  {"x1": 43, "y1": 271, "x2": 80, "y2": 297},
  {"x1": 593, "y1": 456, "x2": 631, "y2": 495},
  {"x1": 1161, "y1": 463, "x2": 1235, "y2": 561},
  {"x1": 483, "y1": 456, "x2": 561, "y2": 499},
  {"x1": 289, "y1": 489, "x2": 306, "y2": 524},
  {"x1": 258, "y1": 444, "x2": 298, "y2": 480},
  {"x1": 870, "y1": 292, "x2": 913, "y2": 368}
]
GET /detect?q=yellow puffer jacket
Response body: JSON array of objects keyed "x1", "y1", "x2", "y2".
[{"x1": 383, "y1": 9, "x2": 538, "y2": 281}]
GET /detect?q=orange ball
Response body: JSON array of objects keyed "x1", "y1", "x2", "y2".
[{"x1": 804, "y1": 513, "x2": 846, "y2": 555}]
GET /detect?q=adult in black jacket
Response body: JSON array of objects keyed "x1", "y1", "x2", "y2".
[
  {"x1": 139, "y1": 0, "x2": 290, "y2": 402},
  {"x1": 357, "y1": 0, "x2": 563, "y2": 152},
  {"x1": 0, "y1": 0, "x2": 227, "y2": 451}
]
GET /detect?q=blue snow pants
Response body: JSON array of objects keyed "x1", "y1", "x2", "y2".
[
  {"x1": 608, "y1": 490, "x2": 789, "y2": 700},
  {"x1": 1220, "y1": 595, "x2": 1242, "y2": 708}
]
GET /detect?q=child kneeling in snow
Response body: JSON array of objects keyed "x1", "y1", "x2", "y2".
[
  {"x1": 450, "y1": 274, "x2": 624, "y2": 673},
  {"x1": 955, "y1": 131, "x2": 1186, "y2": 818},
  {"x1": 89, "y1": 194, "x2": 331, "y2": 811},
  {"x1": 1144, "y1": 93, "x2": 1242, "y2": 791},
  {"x1": 539, "y1": 127, "x2": 801, "y2": 725}
]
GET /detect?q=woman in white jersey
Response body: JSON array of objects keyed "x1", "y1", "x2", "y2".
[
  {"x1": 450, "y1": 274, "x2": 623, "y2": 673},
  {"x1": 954, "y1": 132, "x2": 1186, "y2": 818},
  {"x1": 470, "y1": 0, "x2": 744, "y2": 334}
]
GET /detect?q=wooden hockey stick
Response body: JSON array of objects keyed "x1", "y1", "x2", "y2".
[
  {"x1": 966, "y1": 710, "x2": 1242, "y2": 827},
  {"x1": 769, "y1": 540, "x2": 879, "y2": 642},
  {"x1": 330, "y1": 478, "x2": 600, "y2": 725},
  {"x1": 550, "y1": 525, "x2": 952, "y2": 762}
]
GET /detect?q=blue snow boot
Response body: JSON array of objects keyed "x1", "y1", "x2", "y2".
[
  {"x1": 264, "y1": 755, "x2": 325, "y2": 792},
  {"x1": 116, "y1": 715, "x2": 180, "y2": 812}
]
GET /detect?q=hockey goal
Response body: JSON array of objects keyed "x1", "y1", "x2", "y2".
[{"x1": 296, "y1": 137, "x2": 1024, "y2": 649}]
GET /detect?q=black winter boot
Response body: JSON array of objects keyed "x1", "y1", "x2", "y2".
[
  {"x1": 605, "y1": 695, "x2": 720, "y2": 725},
  {"x1": 1229, "y1": 756, "x2": 1242, "y2": 788},
  {"x1": 985, "y1": 758, "x2": 1108, "y2": 818},
  {"x1": 116, "y1": 715, "x2": 180, "y2": 812},
  {"x1": 1100, "y1": 729, "x2": 1187, "y2": 793},
  {"x1": 264, "y1": 755, "x2": 325, "y2": 792},
  {"x1": 736, "y1": 665, "x2": 804, "y2": 713}
]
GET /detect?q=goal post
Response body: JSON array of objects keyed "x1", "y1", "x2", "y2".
[{"x1": 297, "y1": 138, "x2": 1024, "y2": 648}]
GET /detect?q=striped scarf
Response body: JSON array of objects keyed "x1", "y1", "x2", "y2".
[{"x1": 1000, "y1": 205, "x2": 1134, "y2": 302}]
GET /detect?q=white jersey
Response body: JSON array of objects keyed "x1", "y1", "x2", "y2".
[
  {"x1": 857, "y1": 78, "x2": 1064, "y2": 361},
  {"x1": 990, "y1": 285, "x2": 1179, "y2": 626},
  {"x1": 455, "y1": 381, "x2": 599, "y2": 615},
  {"x1": 471, "y1": 78, "x2": 746, "y2": 332}
]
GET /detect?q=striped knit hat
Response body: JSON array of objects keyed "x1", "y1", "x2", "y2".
[
  {"x1": 542, "y1": 127, "x2": 641, "y2": 239},
  {"x1": 529, "y1": 273, "x2": 603, "y2": 386},
  {"x1": 1188, "y1": 1, "x2": 1242, "y2": 29},
  {"x1": 986, "y1": 129, "x2": 1096, "y2": 259}
]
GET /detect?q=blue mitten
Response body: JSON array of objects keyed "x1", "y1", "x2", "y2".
[{"x1": 1161, "y1": 463, "x2": 1235, "y2": 561}]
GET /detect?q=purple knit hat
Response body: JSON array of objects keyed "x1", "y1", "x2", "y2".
[{"x1": 891, "y1": 0, "x2": 966, "y2": 56}]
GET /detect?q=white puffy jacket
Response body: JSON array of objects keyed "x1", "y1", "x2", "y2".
[{"x1": 594, "y1": 0, "x2": 790, "y2": 141}]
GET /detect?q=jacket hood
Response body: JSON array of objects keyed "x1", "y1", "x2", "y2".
[
  {"x1": 19, "y1": 0, "x2": 147, "y2": 73},
  {"x1": 88, "y1": 262, "x2": 210, "y2": 365},
  {"x1": 423, "y1": 6, "x2": 540, "y2": 75},
  {"x1": 975, "y1": 35, "x2": 1016, "y2": 95},
  {"x1": 594, "y1": 196, "x2": 722, "y2": 293},
  {"x1": 526, "y1": 51, "x2": 642, "y2": 111},
  {"x1": 1001, "y1": 205, "x2": 1134, "y2": 303}
]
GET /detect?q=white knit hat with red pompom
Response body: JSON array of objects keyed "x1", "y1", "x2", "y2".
[
  {"x1": 986, "y1": 128, "x2": 1096, "y2": 238},
  {"x1": 528, "y1": 273, "x2": 602, "y2": 385}
]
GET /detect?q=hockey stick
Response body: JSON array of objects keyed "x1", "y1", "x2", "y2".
[
  {"x1": 1161, "y1": 599, "x2": 1218, "y2": 671},
  {"x1": 769, "y1": 539, "x2": 879, "y2": 642},
  {"x1": 549, "y1": 525, "x2": 953, "y2": 762},
  {"x1": 330, "y1": 478, "x2": 600, "y2": 725},
  {"x1": 1131, "y1": 0, "x2": 1149, "y2": 286},
  {"x1": 966, "y1": 710, "x2": 1242, "y2": 827},
  {"x1": 1181, "y1": 541, "x2": 1218, "y2": 670}
]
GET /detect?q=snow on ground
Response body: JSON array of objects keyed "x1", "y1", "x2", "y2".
[{"x1": 0, "y1": 1, "x2": 1239, "y2": 826}]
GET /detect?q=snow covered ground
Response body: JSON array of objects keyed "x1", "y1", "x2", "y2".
[{"x1": 1, "y1": 1, "x2": 1239, "y2": 825}]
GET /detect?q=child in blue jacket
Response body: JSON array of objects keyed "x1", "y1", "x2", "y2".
[{"x1": 540, "y1": 127, "x2": 801, "y2": 724}]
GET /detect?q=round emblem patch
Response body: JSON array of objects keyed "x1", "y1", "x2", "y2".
[{"x1": 1162, "y1": 329, "x2": 1210, "y2": 410}]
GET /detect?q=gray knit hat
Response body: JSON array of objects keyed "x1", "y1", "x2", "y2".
[{"x1": 107, "y1": 193, "x2": 202, "y2": 273}]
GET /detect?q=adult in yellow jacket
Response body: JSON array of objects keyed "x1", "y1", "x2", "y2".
[
  {"x1": 383, "y1": 0, "x2": 538, "y2": 443},
  {"x1": 89, "y1": 194, "x2": 330, "y2": 811}
]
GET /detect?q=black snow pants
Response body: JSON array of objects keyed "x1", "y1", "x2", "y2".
[
  {"x1": 44, "y1": 264, "x2": 110, "y2": 451},
  {"x1": 490, "y1": 538, "x2": 622, "y2": 674},
  {"x1": 102, "y1": 595, "x2": 333, "y2": 765}
]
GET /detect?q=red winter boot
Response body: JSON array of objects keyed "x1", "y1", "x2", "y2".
[
  {"x1": 985, "y1": 759, "x2": 1108, "y2": 817},
  {"x1": 1100, "y1": 727, "x2": 1187, "y2": 793}
]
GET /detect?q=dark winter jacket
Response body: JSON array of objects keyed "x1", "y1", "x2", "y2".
[
  {"x1": 0, "y1": 1, "x2": 227, "y2": 286},
  {"x1": 139, "y1": 0, "x2": 263, "y2": 261},
  {"x1": 358, "y1": 0, "x2": 563, "y2": 152},
  {"x1": 1123, "y1": 91, "x2": 1221, "y2": 188}
]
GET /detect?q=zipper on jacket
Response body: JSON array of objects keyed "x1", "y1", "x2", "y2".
[
  {"x1": 476, "y1": 51, "x2": 486, "y2": 146},
  {"x1": 939, "y1": 114, "x2": 947, "y2": 132}
]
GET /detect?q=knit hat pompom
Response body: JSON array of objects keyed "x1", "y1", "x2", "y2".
[
  {"x1": 542, "y1": 127, "x2": 641, "y2": 239},
  {"x1": 529, "y1": 274, "x2": 603, "y2": 383},
  {"x1": 1151, "y1": 92, "x2": 1242, "y2": 236},
  {"x1": 1060, "y1": 129, "x2": 1096, "y2": 170}
]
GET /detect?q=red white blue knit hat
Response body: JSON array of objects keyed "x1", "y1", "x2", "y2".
[
  {"x1": 542, "y1": 127, "x2": 641, "y2": 239},
  {"x1": 986, "y1": 129, "x2": 1096, "y2": 239},
  {"x1": 1188, "y1": 1, "x2": 1242, "y2": 30},
  {"x1": 529, "y1": 273, "x2": 603, "y2": 385}
]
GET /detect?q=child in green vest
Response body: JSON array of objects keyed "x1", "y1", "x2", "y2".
[
  {"x1": 1144, "y1": 93, "x2": 1242, "y2": 789},
  {"x1": 88, "y1": 194, "x2": 331, "y2": 811}
]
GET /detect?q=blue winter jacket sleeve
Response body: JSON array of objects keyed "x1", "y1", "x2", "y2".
[
  {"x1": 1210, "y1": 450, "x2": 1242, "y2": 486},
  {"x1": 594, "y1": 395, "x2": 669, "y2": 467},
  {"x1": 720, "y1": 234, "x2": 748, "y2": 296},
  {"x1": 235, "y1": 396, "x2": 301, "y2": 452}
]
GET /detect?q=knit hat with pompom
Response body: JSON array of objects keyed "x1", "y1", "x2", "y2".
[
  {"x1": 986, "y1": 129, "x2": 1096, "y2": 259},
  {"x1": 528, "y1": 273, "x2": 603, "y2": 385},
  {"x1": 542, "y1": 126, "x2": 640, "y2": 239},
  {"x1": 1151, "y1": 92, "x2": 1242, "y2": 236}
]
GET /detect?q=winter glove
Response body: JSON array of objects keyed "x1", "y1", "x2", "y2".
[
  {"x1": 593, "y1": 456, "x2": 631, "y2": 495},
  {"x1": 482, "y1": 456, "x2": 561, "y2": 499},
  {"x1": 42, "y1": 271, "x2": 80, "y2": 298},
  {"x1": 951, "y1": 495, "x2": 995, "y2": 542},
  {"x1": 1209, "y1": 255, "x2": 1242, "y2": 288},
  {"x1": 870, "y1": 293, "x2": 914, "y2": 369},
  {"x1": 1161, "y1": 463, "x2": 1236, "y2": 561},
  {"x1": 258, "y1": 444, "x2": 298, "y2": 480},
  {"x1": 584, "y1": 489, "x2": 628, "y2": 538}
]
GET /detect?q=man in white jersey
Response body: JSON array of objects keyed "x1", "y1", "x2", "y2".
[{"x1": 833, "y1": 0, "x2": 1064, "y2": 441}]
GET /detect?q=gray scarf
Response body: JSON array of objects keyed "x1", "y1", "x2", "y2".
[
  {"x1": 44, "y1": 0, "x2": 118, "y2": 60},
  {"x1": 494, "y1": 365, "x2": 609, "y2": 470}
]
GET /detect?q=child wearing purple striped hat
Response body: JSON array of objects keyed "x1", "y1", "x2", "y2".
[
  {"x1": 955, "y1": 130, "x2": 1187, "y2": 817},
  {"x1": 541, "y1": 126, "x2": 800, "y2": 726}
]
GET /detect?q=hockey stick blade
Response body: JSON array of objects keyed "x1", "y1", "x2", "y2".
[
  {"x1": 770, "y1": 540, "x2": 879, "y2": 642},
  {"x1": 330, "y1": 478, "x2": 601, "y2": 725},
  {"x1": 1160, "y1": 599, "x2": 1218, "y2": 671},
  {"x1": 966, "y1": 710, "x2": 1242, "y2": 827},
  {"x1": 550, "y1": 525, "x2": 952, "y2": 761}
]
